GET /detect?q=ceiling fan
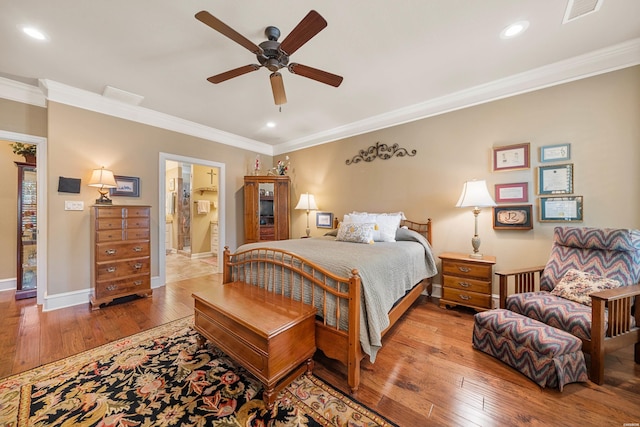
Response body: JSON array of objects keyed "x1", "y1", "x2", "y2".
[{"x1": 195, "y1": 10, "x2": 343, "y2": 106}]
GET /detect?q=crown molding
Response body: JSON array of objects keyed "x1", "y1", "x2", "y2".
[
  {"x1": 37, "y1": 79, "x2": 273, "y2": 156},
  {"x1": 0, "y1": 76, "x2": 47, "y2": 107},
  {"x1": 274, "y1": 38, "x2": 640, "y2": 155}
]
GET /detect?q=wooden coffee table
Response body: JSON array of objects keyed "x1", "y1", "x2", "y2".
[{"x1": 192, "y1": 282, "x2": 316, "y2": 409}]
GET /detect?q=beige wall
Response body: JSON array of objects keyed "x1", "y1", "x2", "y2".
[
  {"x1": 191, "y1": 164, "x2": 219, "y2": 255},
  {"x1": 0, "y1": 65, "x2": 638, "y2": 302},
  {"x1": 0, "y1": 142, "x2": 21, "y2": 278},
  {"x1": 43, "y1": 102, "x2": 270, "y2": 295},
  {"x1": 283, "y1": 66, "x2": 640, "y2": 293}
]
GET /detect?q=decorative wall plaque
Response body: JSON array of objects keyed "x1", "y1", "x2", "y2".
[{"x1": 346, "y1": 142, "x2": 417, "y2": 165}]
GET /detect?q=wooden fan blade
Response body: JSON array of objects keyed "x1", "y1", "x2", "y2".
[
  {"x1": 279, "y1": 10, "x2": 327, "y2": 56},
  {"x1": 207, "y1": 64, "x2": 260, "y2": 84},
  {"x1": 288, "y1": 63, "x2": 343, "y2": 87},
  {"x1": 270, "y1": 72, "x2": 287, "y2": 105},
  {"x1": 195, "y1": 11, "x2": 262, "y2": 54}
]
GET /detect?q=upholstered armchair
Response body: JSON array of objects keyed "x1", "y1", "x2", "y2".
[{"x1": 496, "y1": 227, "x2": 640, "y2": 385}]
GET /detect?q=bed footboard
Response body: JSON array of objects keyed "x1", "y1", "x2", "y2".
[{"x1": 223, "y1": 246, "x2": 363, "y2": 392}]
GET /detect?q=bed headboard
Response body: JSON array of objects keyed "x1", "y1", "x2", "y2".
[{"x1": 401, "y1": 219, "x2": 432, "y2": 245}]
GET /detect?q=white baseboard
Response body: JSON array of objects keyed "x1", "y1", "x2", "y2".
[{"x1": 0, "y1": 277, "x2": 17, "y2": 292}]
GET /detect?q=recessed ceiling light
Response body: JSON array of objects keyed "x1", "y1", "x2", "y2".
[
  {"x1": 500, "y1": 21, "x2": 529, "y2": 39},
  {"x1": 266, "y1": 121, "x2": 276, "y2": 128},
  {"x1": 22, "y1": 26, "x2": 48, "y2": 41}
]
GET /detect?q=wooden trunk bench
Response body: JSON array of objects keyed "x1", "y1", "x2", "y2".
[{"x1": 192, "y1": 282, "x2": 316, "y2": 409}]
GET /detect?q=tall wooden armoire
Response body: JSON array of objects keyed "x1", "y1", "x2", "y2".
[{"x1": 243, "y1": 176, "x2": 290, "y2": 243}]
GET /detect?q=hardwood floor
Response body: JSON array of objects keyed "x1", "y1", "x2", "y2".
[{"x1": 1, "y1": 275, "x2": 639, "y2": 426}]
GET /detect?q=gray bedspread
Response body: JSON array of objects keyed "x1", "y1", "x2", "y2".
[{"x1": 234, "y1": 228, "x2": 438, "y2": 361}]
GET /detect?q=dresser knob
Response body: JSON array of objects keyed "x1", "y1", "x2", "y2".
[
  {"x1": 458, "y1": 281, "x2": 471, "y2": 288},
  {"x1": 459, "y1": 294, "x2": 471, "y2": 300},
  {"x1": 106, "y1": 285, "x2": 117, "y2": 291},
  {"x1": 105, "y1": 249, "x2": 117, "y2": 255},
  {"x1": 133, "y1": 246, "x2": 143, "y2": 252},
  {"x1": 457, "y1": 266, "x2": 471, "y2": 273},
  {"x1": 134, "y1": 280, "x2": 143, "y2": 286},
  {"x1": 106, "y1": 267, "x2": 116, "y2": 273},
  {"x1": 134, "y1": 263, "x2": 143, "y2": 269}
]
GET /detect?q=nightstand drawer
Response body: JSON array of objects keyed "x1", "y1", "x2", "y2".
[
  {"x1": 442, "y1": 288, "x2": 491, "y2": 309},
  {"x1": 443, "y1": 275, "x2": 491, "y2": 294},
  {"x1": 442, "y1": 261, "x2": 492, "y2": 280}
]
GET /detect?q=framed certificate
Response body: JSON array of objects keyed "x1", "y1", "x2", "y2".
[
  {"x1": 538, "y1": 164, "x2": 573, "y2": 195},
  {"x1": 495, "y1": 182, "x2": 528, "y2": 203},
  {"x1": 539, "y1": 196, "x2": 583, "y2": 222},
  {"x1": 540, "y1": 143, "x2": 571, "y2": 163}
]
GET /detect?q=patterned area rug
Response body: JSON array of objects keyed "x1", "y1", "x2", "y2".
[{"x1": 0, "y1": 316, "x2": 395, "y2": 426}]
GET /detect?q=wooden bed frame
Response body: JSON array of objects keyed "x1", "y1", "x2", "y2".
[{"x1": 222, "y1": 219, "x2": 432, "y2": 392}]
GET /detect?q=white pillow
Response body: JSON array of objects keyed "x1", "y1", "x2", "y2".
[
  {"x1": 336, "y1": 222, "x2": 375, "y2": 244},
  {"x1": 343, "y1": 212, "x2": 402, "y2": 242}
]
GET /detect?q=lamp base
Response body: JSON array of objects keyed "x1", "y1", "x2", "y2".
[
  {"x1": 95, "y1": 198, "x2": 113, "y2": 205},
  {"x1": 468, "y1": 253, "x2": 483, "y2": 259}
]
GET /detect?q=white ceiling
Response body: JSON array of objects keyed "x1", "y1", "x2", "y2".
[{"x1": 1, "y1": 1, "x2": 639, "y2": 155}]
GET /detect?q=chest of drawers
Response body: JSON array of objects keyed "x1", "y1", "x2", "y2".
[
  {"x1": 439, "y1": 252, "x2": 496, "y2": 312},
  {"x1": 90, "y1": 205, "x2": 152, "y2": 309}
]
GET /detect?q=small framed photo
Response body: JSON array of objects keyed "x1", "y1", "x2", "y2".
[
  {"x1": 539, "y1": 196, "x2": 583, "y2": 222},
  {"x1": 492, "y1": 143, "x2": 530, "y2": 172},
  {"x1": 168, "y1": 178, "x2": 175, "y2": 191},
  {"x1": 540, "y1": 143, "x2": 571, "y2": 163},
  {"x1": 316, "y1": 212, "x2": 334, "y2": 229},
  {"x1": 495, "y1": 182, "x2": 528, "y2": 203},
  {"x1": 110, "y1": 175, "x2": 140, "y2": 197},
  {"x1": 493, "y1": 205, "x2": 533, "y2": 230},
  {"x1": 538, "y1": 163, "x2": 573, "y2": 195}
]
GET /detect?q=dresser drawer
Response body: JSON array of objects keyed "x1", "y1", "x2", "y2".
[
  {"x1": 443, "y1": 275, "x2": 491, "y2": 294},
  {"x1": 442, "y1": 260, "x2": 492, "y2": 280},
  {"x1": 125, "y1": 218, "x2": 150, "y2": 229},
  {"x1": 95, "y1": 275, "x2": 150, "y2": 299},
  {"x1": 124, "y1": 207, "x2": 150, "y2": 218},
  {"x1": 96, "y1": 218, "x2": 124, "y2": 231},
  {"x1": 96, "y1": 229, "x2": 124, "y2": 243},
  {"x1": 442, "y1": 287, "x2": 491, "y2": 309},
  {"x1": 124, "y1": 229, "x2": 150, "y2": 240},
  {"x1": 95, "y1": 207, "x2": 124, "y2": 219},
  {"x1": 96, "y1": 258, "x2": 150, "y2": 280},
  {"x1": 95, "y1": 242, "x2": 150, "y2": 262}
]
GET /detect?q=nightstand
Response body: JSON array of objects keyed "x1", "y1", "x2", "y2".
[{"x1": 439, "y1": 252, "x2": 496, "y2": 311}]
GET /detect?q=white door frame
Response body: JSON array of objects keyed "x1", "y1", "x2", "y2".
[
  {"x1": 158, "y1": 152, "x2": 225, "y2": 286},
  {"x1": 1, "y1": 130, "x2": 47, "y2": 305}
]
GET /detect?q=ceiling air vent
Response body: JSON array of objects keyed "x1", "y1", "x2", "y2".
[{"x1": 563, "y1": 0, "x2": 603, "y2": 23}]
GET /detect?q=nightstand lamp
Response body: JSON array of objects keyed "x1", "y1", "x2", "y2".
[
  {"x1": 456, "y1": 179, "x2": 496, "y2": 259},
  {"x1": 295, "y1": 192, "x2": 318, "y2": 238},
  {"x1": 88, "y1": 167, "x2": 117, "y2": 205}
]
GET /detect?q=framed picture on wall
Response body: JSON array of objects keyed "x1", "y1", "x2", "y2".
[
  {"x1": 537, "y1": 164, "x2": 573, "y2": 195},
  {"x1": 492, "y1": 143, "x2": 530, "y2": 172},
  {"x1": 539, "y1": 196, "x2": 583, "y2": 222},
  {"x1": 110, "y1": 175, "x2": 140, "y2": 197},
  {"x1": 540, "y1": 143, "x2": 571, "y2": 163},
  {"x1": 495, "y1": 182, "x2": 529, "y2": 203},
  {"x1": 316, "y1": 212, "x2": 334, "y2": 229},
  {"x1": 493, "y1": 205, "x2": 533, "y2": 230}
]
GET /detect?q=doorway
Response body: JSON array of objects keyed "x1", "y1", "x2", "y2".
[{"x1": 159, "y1": 153, "x2": 225, "y2": 285}]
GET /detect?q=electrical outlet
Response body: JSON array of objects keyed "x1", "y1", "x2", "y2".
[{"x1": 64, "y1": 201, "x2": 84, "y2": 211}]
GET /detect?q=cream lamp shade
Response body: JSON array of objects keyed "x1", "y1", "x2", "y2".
[
  {"x1": 88, "y1": 167, "x2": 117, "y2": 205},
  {"x1": 295, "y1": 192, "x2": 318, "y2": 237},
  {"x1": 456, "y1": 180, "x2": 496, "y2": 258}
]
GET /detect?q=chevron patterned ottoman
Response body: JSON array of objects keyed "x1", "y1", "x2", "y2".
[{"x1": 472, "y1": 309, "x2": 588, "y2": 390}]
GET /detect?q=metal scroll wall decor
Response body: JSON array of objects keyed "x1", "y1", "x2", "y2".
[{"x1": 345, "y1": 142, "x2": 417, "y2": 165}]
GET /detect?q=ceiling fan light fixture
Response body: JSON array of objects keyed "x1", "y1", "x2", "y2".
[{"x1": 270, "y1": 72, "x2": 287, "y2": 105}]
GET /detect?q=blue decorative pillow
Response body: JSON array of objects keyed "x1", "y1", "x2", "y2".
[{"x1": 336, "y1": 222, "x2": 375, "y2": 244}]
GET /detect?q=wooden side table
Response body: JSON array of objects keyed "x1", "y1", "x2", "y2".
[
  {"x1": 193, "y1": 283, "x2": 316, "y2": 409},
  {"x1": 439, "y1": 252, "x2": 496, "y2": 311}
]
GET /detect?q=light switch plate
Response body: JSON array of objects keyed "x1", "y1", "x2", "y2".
[{"x1": 64, "y1": 201, "x2": 84, "y2": 211}]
